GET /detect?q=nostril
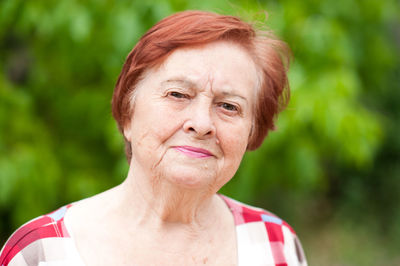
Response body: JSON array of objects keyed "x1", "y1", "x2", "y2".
[{"x1": 189, "y1": 127, "x2": 195, "y2": 132}]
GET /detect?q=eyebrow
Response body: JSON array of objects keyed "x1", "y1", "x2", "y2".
[
  {"x1": 221, "y1": 91, "x2": 247, "y2": 102},
  {"x1": 160, "y1": 78, "x2": 195, "y2": 88},
  {"x1": 161, "y1": 78, "x2": 248, "y2": 103}
]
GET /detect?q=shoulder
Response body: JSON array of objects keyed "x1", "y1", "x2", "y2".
[
  {"x1": 0, "y1": 205, "x2": 71, "y2": 266},
  {"x1": 220, "y1": 194, "x2": 307, "y2": 266},
  {"x1": 221, "y1": 194, "x2": 295, "y2": 231}
]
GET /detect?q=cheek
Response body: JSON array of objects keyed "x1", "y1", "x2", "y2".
[
  {"x1": 219, "y1": 122, "x2": 251, "y2": 164},
  {"x1": 130, "y1": 106, "x2": 182, "y2": 152},
  {"x1": 224, "y1": 138, "x2": 247, "y2": 165},
  {"x1": 129, "y1": 121, "x2": 172, "y2": 170},
  {"x1": 214, "y1": 130, "x2": 248, "y2": 189}
]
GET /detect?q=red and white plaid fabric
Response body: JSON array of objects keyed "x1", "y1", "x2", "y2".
[
  {"x1": 0, "y1": 195, "x2": 307, "y2": 265},
  {"x1": 220, "y1": 195, "x2": 307, "y2": 265}
]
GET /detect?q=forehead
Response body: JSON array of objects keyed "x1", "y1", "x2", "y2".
[
  {"x1": 167, "y1": 42, "x2": 257, "y2": 85},
  {"x1": 140, "y1": 41, "x2": 260, "y2": 99}
]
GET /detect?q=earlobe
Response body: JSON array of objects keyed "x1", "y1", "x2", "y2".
[
  {"x1": 123, "y1": 93, "x2": 137, "y2": 143},
  {"x1": 248, "y1": 123, "x2": 254, "y2": 139},
  {"x1": 123, "y1": 123, "x2": 132, "y2": 142},
  {"x1": 246, "y1": 123, "x2": 254, "y2": 150}
]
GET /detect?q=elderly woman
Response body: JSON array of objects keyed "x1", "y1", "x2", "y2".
[{"x1": 1, "y1": 11, "x2": 307, "y2": 266}]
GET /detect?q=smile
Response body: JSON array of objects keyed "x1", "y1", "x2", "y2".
[{"x1": 173, "y1": 146, "x2": 213, "y2": 158}]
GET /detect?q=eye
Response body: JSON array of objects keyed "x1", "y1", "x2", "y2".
[
  {"x1": 168, "y1": 91, "x2": 188, "y2": 99},
  {"x1": 220, "y1": 102, "x2": 238, "y2": 112}
]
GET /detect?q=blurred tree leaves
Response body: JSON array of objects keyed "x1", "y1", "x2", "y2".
[{"x1": 1, "y1": 0, "x2": 399, "y2": 264}]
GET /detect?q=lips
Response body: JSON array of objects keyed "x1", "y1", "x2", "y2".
[{"x1": 173, "y1": 146, "x2": 213, "y2": 158}]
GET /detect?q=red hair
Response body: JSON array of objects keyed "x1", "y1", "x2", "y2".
[{"x1": 112, "y1": 10, "x2": 291, "y2": 162}]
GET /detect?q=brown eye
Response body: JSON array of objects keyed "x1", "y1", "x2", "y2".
[
  {"x1": 221, "y1": 102, "x2": 238, "y2": 111},
  {"x1": 169, "y1": 91, "x2": 187, "y2": 99}
]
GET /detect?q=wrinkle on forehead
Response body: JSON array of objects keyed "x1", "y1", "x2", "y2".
[
  {"x1": 203, "y1": 73, "x2": 215, "y2": 96},
  {"x1": 140, "y1": 41, "x2": 259, "y2": 106}
]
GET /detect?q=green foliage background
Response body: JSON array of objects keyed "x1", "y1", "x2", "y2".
[{"x1": 1, "y1": 0, "x2": 399, "y2": 264}]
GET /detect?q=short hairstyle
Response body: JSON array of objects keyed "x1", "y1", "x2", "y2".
[{"x1": 112, "y1": 10, "x2": 291, "y2": 162}]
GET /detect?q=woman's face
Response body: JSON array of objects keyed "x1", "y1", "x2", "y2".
[{"x1": 124, "y1": 41, "x2": 259, "y2": 191}]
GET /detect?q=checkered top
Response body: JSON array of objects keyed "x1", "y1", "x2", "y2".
[
  {"x1": 0, "y1": 195, "x2": 307, "y2": 265},
  {"x1": 220, "y1": 195, "x2": 307, "y2": 265}
]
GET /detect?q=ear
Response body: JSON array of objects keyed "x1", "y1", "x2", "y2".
[
  {"x1": 122, "y1": 92, "x2": 138, "y2": 143},
  {"x1": 123, "y1": 119, "x2": 132, "y2": 142},
  {"x1": 248, "y1": 123, "x2": 253, "y2": 138},
  {"x1": 246, "y1": 122, "x2": 254, "y2": 150},
  {"x1": 248, "y1": 121, "x2": 254, "y2": 140}
]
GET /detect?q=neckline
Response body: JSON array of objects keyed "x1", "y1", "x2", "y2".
[{"x1": 62, "y1": 194, "x2": 241, "y2": 265}]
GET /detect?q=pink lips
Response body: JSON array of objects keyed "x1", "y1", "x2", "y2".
[{"x1": 173, "y1": 146, "x2": 213, "y2": 158}]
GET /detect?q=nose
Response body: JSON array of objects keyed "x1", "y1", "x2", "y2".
[{"x1": 183, "y1": 101, "x2": 216, "y2": 138}]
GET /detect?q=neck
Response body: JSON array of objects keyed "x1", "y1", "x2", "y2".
[{"x1": 118, "y1": 162, "x2": 220, "y2": 229}]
